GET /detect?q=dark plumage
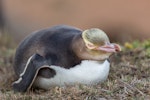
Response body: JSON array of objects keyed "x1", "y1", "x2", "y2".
[
  {"x1": 14, "y1": 25, "x2": 82, "y2": 77},
  {"x1": 13, "y1": 25, "x2": 121, "y2": 92}
]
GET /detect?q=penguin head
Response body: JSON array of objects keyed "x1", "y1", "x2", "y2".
[{"x1": 75, "y1": 28, "x2": 121, "y2": 61}]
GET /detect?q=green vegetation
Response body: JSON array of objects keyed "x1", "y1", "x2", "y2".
[{"x1": 124, "y1": 39, "x2": 150, "y2": 57}]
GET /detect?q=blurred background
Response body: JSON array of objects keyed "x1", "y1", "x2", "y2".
[{"x1": 1, "y1": 0, "x2": 150, "y2": 43}]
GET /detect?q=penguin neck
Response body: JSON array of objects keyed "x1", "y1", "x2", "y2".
[
  {"x1": 71, "y1": 34, "x2": 86, "y2": 60},
  {"x1": 72, "y1": 34, "x2": 101, "y2": 61},
  {"x1": 71, "y1": 34, "x2": 90, "y2": 60}
]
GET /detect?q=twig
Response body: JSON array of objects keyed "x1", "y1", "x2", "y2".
[{"x1": 118, "y1": 80, "x2": 145, "y2": 95}]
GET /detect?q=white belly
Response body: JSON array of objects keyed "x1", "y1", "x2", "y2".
[{"x1": 33, "y1": 60, "x2": 110, "y2": 90}]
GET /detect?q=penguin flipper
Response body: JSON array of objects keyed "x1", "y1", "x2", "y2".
[{"x1": 12, "y1": 54, "x2": 50, "y2": 92}]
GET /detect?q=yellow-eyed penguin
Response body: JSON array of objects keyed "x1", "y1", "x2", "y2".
[{"x1": 12, "y1": 25, "x2": 121, "y2": 92}]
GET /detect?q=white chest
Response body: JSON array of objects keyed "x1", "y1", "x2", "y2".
[{"x1": 33, "y1": 60, "x2": 110, "y2": 90}]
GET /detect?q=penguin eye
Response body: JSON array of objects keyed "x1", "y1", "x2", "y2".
[{"x1": 105, "y1": 42, "x2": 110, "y2": 45}]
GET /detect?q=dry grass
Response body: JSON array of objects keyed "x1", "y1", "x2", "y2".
[{"x1": 0, "y1": 35, "x2": 150, "y2": 99}]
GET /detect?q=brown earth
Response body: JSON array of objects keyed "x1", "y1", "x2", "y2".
[{"x1": 1, "y1": 0, "x2": 150, "y2": 43}]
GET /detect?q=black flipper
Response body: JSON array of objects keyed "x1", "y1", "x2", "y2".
[{"x1": 12, "y1": 54, "x2": 51, "y2": 92}]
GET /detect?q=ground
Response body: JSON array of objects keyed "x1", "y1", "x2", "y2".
[{"x1": 0, "y1": 34, "x2": 150, "y2": 100}]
